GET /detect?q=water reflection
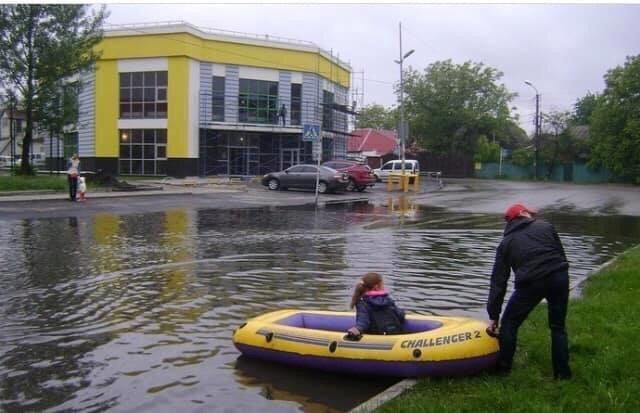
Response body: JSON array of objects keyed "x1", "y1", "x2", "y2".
[{"x1": 0, "y1": 203, "x2": 638, "y2": 412}]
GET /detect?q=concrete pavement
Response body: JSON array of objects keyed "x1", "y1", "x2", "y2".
[{"x1": 1, "y1": 178, "x2": 638, "y2": 220}]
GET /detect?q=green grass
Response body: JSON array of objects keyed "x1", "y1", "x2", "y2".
[
  {"x1": 0, "y1": 175, "x2": 68, "y2": 191},
  {"x1": 378, "y1": 245, "x2": 640, "y2": 413}
]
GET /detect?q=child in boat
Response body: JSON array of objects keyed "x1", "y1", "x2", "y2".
[{"x1": 347, "y1": 272, "x2": 406, "y2": 338}]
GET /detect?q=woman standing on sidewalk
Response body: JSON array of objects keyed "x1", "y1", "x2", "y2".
[{"x1": 67, "y1": 154, "x2": 80, "y2": 201}]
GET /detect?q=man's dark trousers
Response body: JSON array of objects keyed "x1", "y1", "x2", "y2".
[
  {"x1": 498, "y1": 269, "x2": 571, "y2": 378},
  {"x1": 68, "y1": 175, "x2": 78, "y2": 201}
]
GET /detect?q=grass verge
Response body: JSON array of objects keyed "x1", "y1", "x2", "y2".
[
  {"x1": 0, "y1": 175, "x2": 68, "y2": 192},
  {"x1": 377, "y1": 245, "x2": 640, "y2": 413}
]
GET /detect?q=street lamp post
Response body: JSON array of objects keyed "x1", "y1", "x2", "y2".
[
  {"x1": 395, "y1": 22, "x2": 414, "y2": 179},
  {"x1": 524, "y1": 80, "x2": 540, "y2": 180}
]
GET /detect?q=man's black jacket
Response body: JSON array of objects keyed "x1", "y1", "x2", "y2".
[{"x1": 487, "y1": 217, "x2": 569, "y2": 321}]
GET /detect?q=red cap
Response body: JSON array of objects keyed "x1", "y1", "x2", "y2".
[{"x1": 504, "y1": 203, "x2": 536, "y2": 222}]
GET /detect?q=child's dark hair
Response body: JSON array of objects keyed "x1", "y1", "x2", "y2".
[{"x1": 350, "y1": 272, "x2": 383, "y2": 309}]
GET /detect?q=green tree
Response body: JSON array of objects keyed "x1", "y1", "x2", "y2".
[
  {"x1": 540, "y1": 110, "x2": 572, "y2": 179},
  {"x1": 511, "y1": 147, "x2": 534, "y2": 167},
  {"x1": 0, "y1": 4, "x2": 106, "y2": 175},
  {"x1": 473, "y1": 135, "x2": 500, "y2": 163},
  {"x1": 402, "y1": 60, "x2": 516, "y2": 155},
  {"x1": 572, "y1": 92, "x2": 600, "y2": 125},
  {"x1": 590, "y1": 55, "x2": 640, "y2": 183},
  {"x1": 355, "y1": 103, "x2": 398, "y2": 130}
]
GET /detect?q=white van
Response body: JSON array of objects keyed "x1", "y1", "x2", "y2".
[{"x1": 373, "y1": 159, "x2": 420, "y2": 182}]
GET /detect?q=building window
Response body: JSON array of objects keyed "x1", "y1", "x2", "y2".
[
  {"x1": 212, "y1": 76, "x2": 225, "y2": 121},
  {"x1": 119, "y1": 129, "x2": 167, "y2": 175},
  {"x1": 119, "y1": 71, "x2": 168, "y2": 119},
  {"x1": 238, "y1": 79, "x2": 279, "y2": 124},
  {"x1": 322, "y1": 90, "x2": 334, "y2": 130},
  {"x1": 291, "y1": 83, "x2": 301, "y2": 126}
]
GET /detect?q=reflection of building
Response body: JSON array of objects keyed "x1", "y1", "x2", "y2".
[{"x1": 72, "y1": 22, "x2": 351, "y2": 177}]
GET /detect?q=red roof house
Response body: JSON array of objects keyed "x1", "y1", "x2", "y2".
[{"x1": 348, "y1": 128, "x2": 398, "y2": 157}]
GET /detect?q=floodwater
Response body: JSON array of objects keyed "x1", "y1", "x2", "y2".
[{"x1": 1, "y1": 200, "x2": 639, "y2": 412}]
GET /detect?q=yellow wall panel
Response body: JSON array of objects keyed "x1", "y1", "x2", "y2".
[
  {"x1": 167, "y1": 56, "x2": 189, "y2": 158},
  {"x1": 98, "y1": 33, "x2": 350, "y2": 88},
  {"x1": 95, "y1": 60, "x2": 119, "y2": 157}
]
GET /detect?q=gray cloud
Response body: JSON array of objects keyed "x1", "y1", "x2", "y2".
[{"x1": 105, "y1": 3, "x2": 640, "y2": 133}]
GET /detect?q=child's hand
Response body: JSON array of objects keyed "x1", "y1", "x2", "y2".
[{"x1": 347, "y1": 327, "x2": 361, "y2": 337}]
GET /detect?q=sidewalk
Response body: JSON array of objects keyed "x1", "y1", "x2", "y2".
[{"x1": 0, "y1": 181, "x2": 248, "y2": 203}]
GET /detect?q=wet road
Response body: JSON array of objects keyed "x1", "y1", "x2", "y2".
[{"x1": 1, "y1": 181, "x2": 639, "y2": 412}]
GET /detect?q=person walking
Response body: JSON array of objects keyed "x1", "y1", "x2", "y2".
[
  {"x1": 486, "y1": 203, "x2": 572, "y2": 379},
  {"x1": 67, "y1": 153, "x2": 80, "y2": 201}
]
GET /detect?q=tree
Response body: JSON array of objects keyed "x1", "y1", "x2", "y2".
[
  {"x1": 540, "y1": 110, "x2": 572, "y2": 179},
  {"x1": 0, "y1": 4, "x2": 106, "y2": 174},
  {"x1": 572, "y1": 92, "x2": 599, "y2": 125},
  {"x1": 589, "y1": 55, "x2": 640, "y2": 183},
  {"x1": 473, "y1": 135, "x2": 500, "y2": 163},
  {"x1": 355, "y1": 103, "x2": 398, "y2": 130},
  {"x1": 402, "y1": 60, "x2": 516, "y2": 155}
]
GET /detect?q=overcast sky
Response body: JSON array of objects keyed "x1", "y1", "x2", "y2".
[{"x1": 105, "y1": 3, "x2": 640, "y2": 133}]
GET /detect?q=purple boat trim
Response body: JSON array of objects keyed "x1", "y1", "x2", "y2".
[
  {"x1": 274, "y1": 312, "x2": 443, "y2": 333},
  {"x1": 234, "y1": 343, "x2": 498, "y2": 377}
]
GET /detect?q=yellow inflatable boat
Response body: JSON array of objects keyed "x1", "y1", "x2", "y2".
[{"x1": 233, "y1": 309, "x2": 499, "y2": 377}]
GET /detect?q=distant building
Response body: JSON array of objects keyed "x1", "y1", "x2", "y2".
[
  {"x1": 0, "y1": 109, "x2": 47, "y2": 165},
  {"x1": 58, "y1": 21, "x2": 352, "y2": 177},
  {"x1": 347, "y1": 128, "x2": 399, "y2": 168}
]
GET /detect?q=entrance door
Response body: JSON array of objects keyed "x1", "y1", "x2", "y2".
[
  {"x1": 229, "y1": 147, "x2": 258, "y2": 175},
  {"x1": 281, "y1": 148, "x2": 300, "y2": 170},
  {"x1": 229, "y1": 147, "x2": 246, "y2": 175}
]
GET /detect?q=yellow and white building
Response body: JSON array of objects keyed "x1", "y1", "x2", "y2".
[{"x1": 70, "y1": 21, "x2": 351, "y2": 177}]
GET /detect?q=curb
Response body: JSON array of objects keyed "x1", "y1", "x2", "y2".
[
  {"x1": 569, "y1": 255, "x2": 618, "y2": 298},
  {"x1": 348, "y1": 379, "x2": 418, "y2": 413}
]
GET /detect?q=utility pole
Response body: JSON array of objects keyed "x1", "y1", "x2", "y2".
[
  {"x1": 396, "y1": 22, "x2": 415, "y2": 187},
  {"x1": 534, "y1": 93, "x2": 540, "y2": 180},
  {"x1": 525, "y1": 80, "x2": 540, "y2": 180}
]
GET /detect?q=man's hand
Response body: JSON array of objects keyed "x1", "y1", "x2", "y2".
[{"x1": 486, "y1": 320, "x2": 499, "y2": 338}]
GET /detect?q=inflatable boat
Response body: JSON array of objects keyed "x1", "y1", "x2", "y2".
[{"x1": 233, "y1": 309, "x2": 498, "y2": 377}]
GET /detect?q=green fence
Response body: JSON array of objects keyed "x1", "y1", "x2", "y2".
[{"x1": 475, "y1": 161, "x2": 612, "y2": 184}]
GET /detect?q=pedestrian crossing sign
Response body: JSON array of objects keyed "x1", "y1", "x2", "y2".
[{"x1": 303, "y1": 124, "x2": 320, "y2": 142}]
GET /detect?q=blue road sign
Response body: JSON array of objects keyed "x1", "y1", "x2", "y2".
[{"x1": 303, "y1": 124, "x2": 320, "y2": 142}]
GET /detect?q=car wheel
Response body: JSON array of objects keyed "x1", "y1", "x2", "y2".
[
  {"x1": 374, "y1": 174, "x2": 381, "y2": 182},
  {"x1": 318, "y1": 181, "x2": 328, "y2": 194},
  {"x1": 356, "y1": 185, "x2": 366, "y2": 192},
  {"x1": 267, "y1": 178, "x2": 280, "y2": 190},
  {"x1": 346, "y1": 178, "x2": 356, "y2": 191}
]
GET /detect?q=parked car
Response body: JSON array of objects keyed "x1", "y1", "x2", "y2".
[
  {"x1": 322, "y1": 160, "x2": 376, "y2": 192},
  {"x1": 373, "y1": 159, "x2": 420, "y2": 182},
  {"x1": 261, "y1": 164, "x2": 349, "y2": 193}
]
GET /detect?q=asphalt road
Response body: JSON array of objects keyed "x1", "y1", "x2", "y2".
[{"x1": 0, "y1": 178, "x2": 638, "y2": 220}]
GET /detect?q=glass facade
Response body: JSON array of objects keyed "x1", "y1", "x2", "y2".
[
  {"x1": 199, "y1": 130, "x2": 313, "y2": 176},
  {"x1": 322, "y1": 90, "x2": 334, "y2": 130},
  {"x1": 238, "y1": 79, "x2": 279, "y2": 124},
  {"x1": 119, "y1": 71, "x2": 168, "y2": 119},
  {"x1": 212, "y1": 76, "x2": 225, "y2": 121},
  {"x1": 119, "y1": 129, "x2": 167, "y2": 175},
  {"x1": 290, "y1": 83, "x2": 301, "y2": 126}
]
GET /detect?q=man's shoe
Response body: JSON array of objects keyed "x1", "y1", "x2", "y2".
[
  {"x1": 492, "y1": 363, "x2": 511, "y2": 376},
  {"x1": 554, "y1": 371, "x2": 572, "y2": 380}
]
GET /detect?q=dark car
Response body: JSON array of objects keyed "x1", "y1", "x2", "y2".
[
  {"x1": 261, "y1": 164, "x2": 349, "y2": 193},
  {"x1": 322, "y1": 160, "x2": 376, "y2": 192}
]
